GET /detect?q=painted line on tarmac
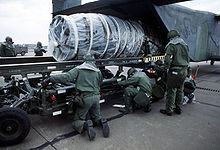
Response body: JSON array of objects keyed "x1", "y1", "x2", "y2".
[
  {"x1": 30, "y1": 125, "x2": 58, "y2": 150},
  {"x1": 196, "y1": 101, "x2": 220, "y2": 108},
  {"x1": 29, "y1": 113, "x2": 126, "y2": 150}
]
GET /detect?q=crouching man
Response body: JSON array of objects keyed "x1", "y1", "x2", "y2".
[
  {"x1": 42, "y1": 53, "x2": 109, "y2": 140},
  {"x1": 118, "y1": 68, "x2": 152, "y2": 114}
]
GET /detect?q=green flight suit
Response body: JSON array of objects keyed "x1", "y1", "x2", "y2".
[
  {"x1": 164, "y1": 37, "x2": 190, "y2": 113},
  {"x1": 118, "y1": 72, "x2": 152, "y2": 110},
  {"x1": 0, "y1": 42, "x2": 15, "y2": 57},
  {"x1": 34, "y1": 46, "x2": 46, "y2": 56},
  {"x1": 50, "y1": 62, "x2": 103, "y2": 133}
]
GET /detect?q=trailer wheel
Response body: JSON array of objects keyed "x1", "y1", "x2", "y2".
[
  {"x1": 21, "y1": 51, "x2": 25, "y2": 56},
  {"x1": 0, "y1": 107, "x2": 30, "y2": 146},
  {"x1": 210, "y1": 60, "x2": 214, "y2": 65}
]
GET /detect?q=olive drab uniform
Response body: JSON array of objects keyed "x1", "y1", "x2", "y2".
[
  {"x1": 118, "y1": 71, "x2": 152, "y2": 111},
  {"x1": 0, "y1": 42, "x2": 15, "y2": 57},
  {"x1": 34, "y1": 42, "x2": 46, "y2": 56},
  {"x1": 50, "y1": 61, "x2": 103, "y2": 133},
  {"x1": 34, "y1": 47, "x2": 46, "y2": 56},
  {"x1": 164, "y1": 30, "x2": 190, "y2": 114}
]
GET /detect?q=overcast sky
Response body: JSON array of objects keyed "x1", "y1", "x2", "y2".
[
  {"x1": 0, "y1": 0, "x2": 219, "y2": 45},
  {"x1": 0, "y1": 0, "x2": 52, "y2": 45}
]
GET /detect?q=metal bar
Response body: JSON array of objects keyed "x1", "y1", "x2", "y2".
[
  {"x1": 0, "y1": 56, "x2": 56, "y2": 65},
  {"x1": 0, "y1": 57, "x2": 143, "y2": 76}
]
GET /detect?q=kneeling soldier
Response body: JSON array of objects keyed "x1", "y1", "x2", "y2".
[
  {"x1": 118, "y1": 68, "x2": 152, "y2": 114},
  {"x1": 42, "y1": 53, "x2": 110, "y2": 140}
]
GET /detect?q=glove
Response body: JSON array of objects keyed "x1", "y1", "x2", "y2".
[
  {"x1": 41, "y1": 77, "x2": 50, "y2": 87},
  {"x1": 120, "y1": 75, "x2": 126, "y2": 81}
]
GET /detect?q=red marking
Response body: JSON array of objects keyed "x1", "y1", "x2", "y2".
[
  {"x1": 51, "y1": 95, "x2": 56, "y2": 101},
  {"x1": 191, "y1": 74, "x2": 195, "y2": 79},
  {"x1": 193, "y1": 65, "x2": 200, "y2": 79},
  {"x1": 148, "y1": 69, "x2": 155, "y2": 74}
]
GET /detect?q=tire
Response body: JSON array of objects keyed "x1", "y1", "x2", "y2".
[
  {"x1": 210, "y1": 60, "x2": 214, "y2": 65},
  {"x1": 21, "y1": 51, "x2": 25, "y2": 56},
  {"x1": 0, "y1": 107, "x2": 31, "y2": 146}
]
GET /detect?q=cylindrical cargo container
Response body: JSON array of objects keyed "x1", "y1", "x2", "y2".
[{"x1": 48, "y1": 13, "x2": 145, "y2": 61}]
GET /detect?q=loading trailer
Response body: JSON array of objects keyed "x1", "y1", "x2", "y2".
[{"x1": 0, "y1": 55, "x2": 164, "y2": 146}]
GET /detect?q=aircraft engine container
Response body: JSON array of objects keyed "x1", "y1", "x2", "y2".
[{"x1": 48, "y1": 13, "x2": 145, "y2": 61}]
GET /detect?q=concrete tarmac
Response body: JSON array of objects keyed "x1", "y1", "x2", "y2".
[{"x1": 1, "y1": 56, "x2": 220, "y2": 150}]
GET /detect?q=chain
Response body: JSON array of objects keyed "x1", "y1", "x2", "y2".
[{"x1": 196, "y1": 86, "x2": 220, "y2": 93}]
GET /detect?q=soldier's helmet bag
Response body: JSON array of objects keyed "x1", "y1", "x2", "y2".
[
  {"x1": 184, "y1": 80, "x2": 196, "y2": 95},
  {"x1": 167, "y1": 68, "x2": 187, "y2": 88},
  {"x1": 134, "y1": 90, "x2": 150, "y2": 107}
]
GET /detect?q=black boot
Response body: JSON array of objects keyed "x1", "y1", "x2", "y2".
[
  {"x1": 144, "y1": 104, "x2": 152, "y2": 113},
  {"x1": 187, "y1": 93, "x2": 195, "y2": 103},
  {"x1": 118, "y1": 106, "x2": 134, "y2": 114},
  {"x1": 173, "y1": 108, "x2": 182, "y2": 115},
  {"x1": 100, "y1": 118, "x2": 110, "y2": 138},
  {"x1": 160, "y1": 109, "x2": 172, "y2": 116},
  {"x1": 84, "y1": 120, "x2": 96, "y2": 141}
]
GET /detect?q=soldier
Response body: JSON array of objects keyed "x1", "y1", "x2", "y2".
[
  {"x1": 41, "y1": 53, "x2": 109, "y2": 141},
  {"x1": 160, "y1": 30, "x2": 190, "y2": 116},
  {"x1": 118, "y1": 67, "x2": 152, "y2": 114},
  {"x1": 0, "y1": 36, "x2": 16, "y2": 57},
  {"x1": 34, "y1": 42, "x2": 46, "y2": 56}
]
